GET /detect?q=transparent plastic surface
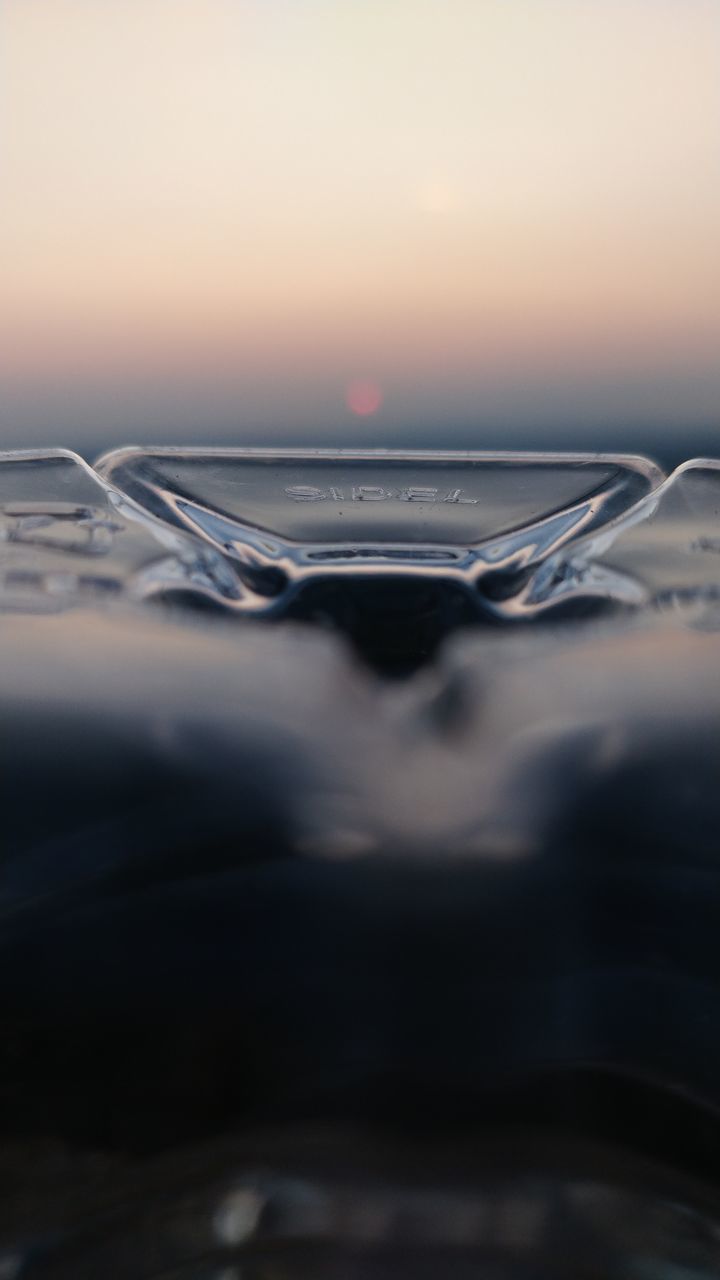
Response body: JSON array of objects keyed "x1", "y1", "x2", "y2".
[
  {"x1": 492, "y1": 459, "x2": 720, "y2": 622},
  {"x1": 6, "y1": 447, "x2": 720, "y2": 628},
  {"x1": 3, "y1": 448, "x2": 720, "y2": 1279},
  {"x1": 2, "y1": 602, "x2": 720, "y2": 1278},
  {"x1": 94, "y1": 447, "x2": 663, "y2": 609},
  {"x1": 93, "y1": 447, "x2": 659, "y2": 549},
  {"x1": 0, "y1": 450, "x2": 242, "y2": 613}
]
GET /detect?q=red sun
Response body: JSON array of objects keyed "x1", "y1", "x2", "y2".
[{"x1": 345, "y1": 379, "x2": 383, "y2": 417}]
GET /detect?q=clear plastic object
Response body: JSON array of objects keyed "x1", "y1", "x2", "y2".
[
  {"x1": 492, "y1": 458, "x2": 720, "y2": 623},
  {"x1": 0, "y1": 449, "x2": 240, "y2": 613},
  {"x1": 93, "y1": 447, "x2": 662, "y2": 615},
  {"x1": 5, "y1": 447, "x2": 720, "y2": 625}
]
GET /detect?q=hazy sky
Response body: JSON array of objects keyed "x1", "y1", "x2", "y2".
[{"x1": 1, "y1": 0, "x2": 718, "y2": 454}]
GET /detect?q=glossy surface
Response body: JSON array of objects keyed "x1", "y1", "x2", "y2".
[
  {"x1": 2, "y1": 448, "x2": 720, "y2": 1277},
  {"x1": 0, "y1": 449, "x2": 241, "y2": 613},
  {"x1": 492, "y1": 458, "x2": 720, "y2": 621},
  {"x1": 94, "y1": 448, "x2": 657, "y2": 547},
  {"x1": 5, "y1": 448, "x2": 720, "y2": 631},
  {"x1": 1, "y1": 448, "x2": 681, "y2": 620}
]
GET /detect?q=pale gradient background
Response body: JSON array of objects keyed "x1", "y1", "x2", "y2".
[{"x1": 1, "y1": 0, "x2": 718, "y2": 461}]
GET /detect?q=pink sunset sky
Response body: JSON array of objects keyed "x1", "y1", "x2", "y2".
[{"x1": 1, "y1": 0, "x2": 718, "y2": 453}]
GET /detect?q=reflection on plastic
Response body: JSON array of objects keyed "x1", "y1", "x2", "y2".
[
  {"x1": 2, "y1": 449, "x2": 720, "y2": 1279},
  {"x1": 5, "y1": 446, "x2": 715, "y2": 622},
  {"x1": 489, "y1": 458, "x2": 720, "y2": 623}
]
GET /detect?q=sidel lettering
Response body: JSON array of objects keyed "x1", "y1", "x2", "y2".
[{"x1": 284, "y1": 485, "x2": 478, "y2": 504}]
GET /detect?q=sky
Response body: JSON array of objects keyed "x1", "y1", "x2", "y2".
[{"x1": 1, "y1": 0, "x2": 718, "y2": 458}]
